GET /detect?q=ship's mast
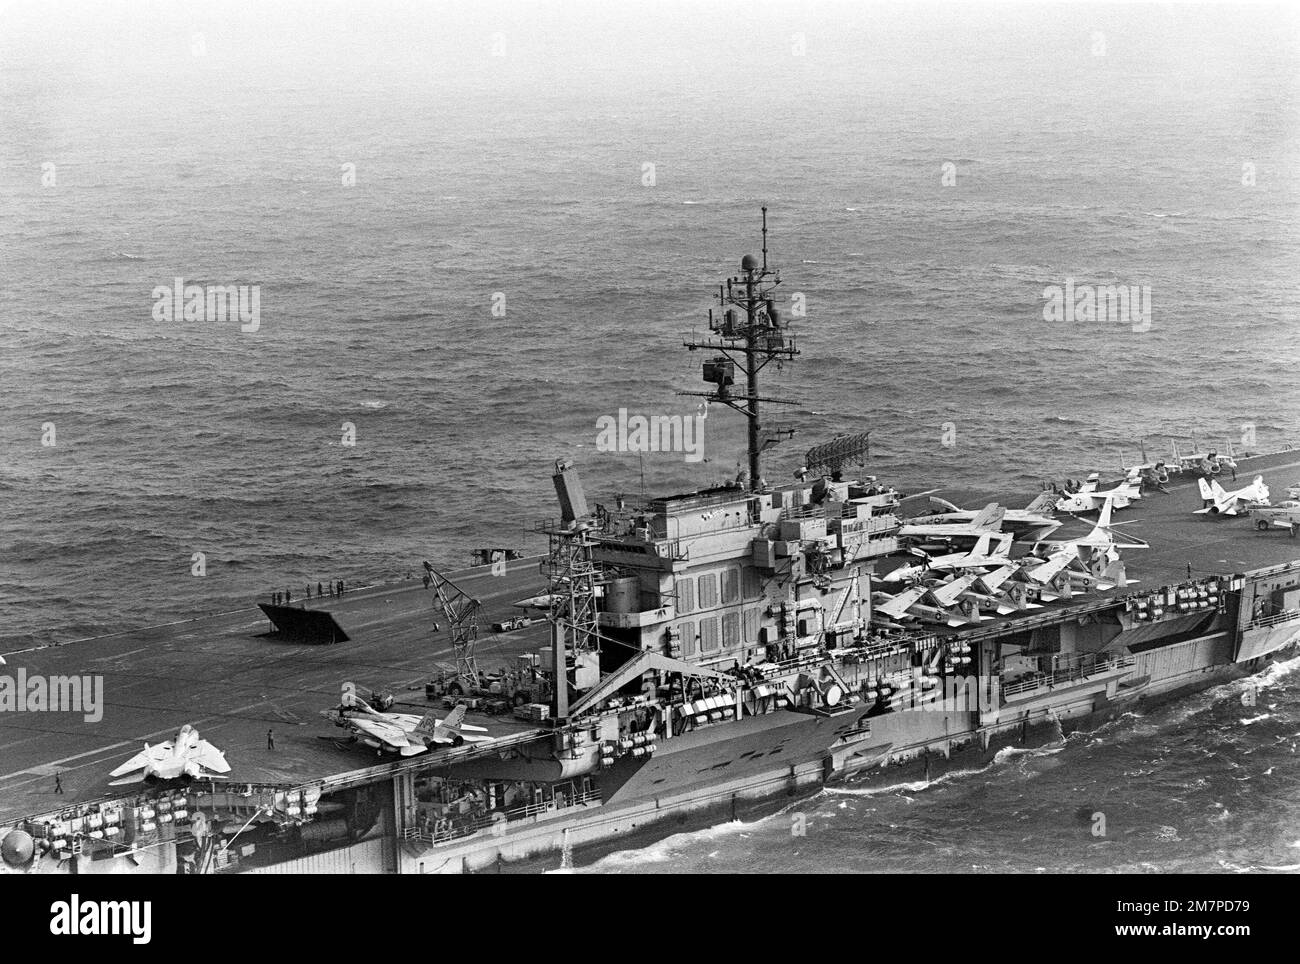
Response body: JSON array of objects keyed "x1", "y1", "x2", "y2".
[{"x1": 682, "y1": 208, "x2": 800, "y2": 491}]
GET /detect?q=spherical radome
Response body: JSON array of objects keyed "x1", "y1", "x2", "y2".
[{"x1": 0, "y1": 829, "x2": 35, "y2": 867}]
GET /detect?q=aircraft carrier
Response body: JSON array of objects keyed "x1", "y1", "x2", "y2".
[{"x1": 2, "y1": 212, "x2": 1299, "y2": 875}]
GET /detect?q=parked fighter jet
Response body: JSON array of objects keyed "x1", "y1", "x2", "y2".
[
  {"x1": 1118, "y1": 442, "x2": 1169, "y2": 474},
  {"x1": 872, "y1": 575, "x2": 991, "y2": 628},
  {"x1": 881, "y1": 532, "x2": 1016, "y2": 583},
  {"x1": 913, "y1": 494, "x2": 1060, "y2": 543},
  {"x1": 934, "y1": 531, "x2": 1016, "y2": 567},
  {"x1": 1195, "y1": 476, "x2": 1270, "y2": 516},
  {"x1": 108, "y1": 724, "x2": 231, "y2": 787},
  {"x1": 1053, "y1": 470, "x2": 1144, "y2": 514},
  {"x1": 322, "y1": 700, "x2": 490, "y2": 756},
  {"x1": 1021, "y1": 498, "x2": 1144, "y2": 598},
  {"x1": 932, "y1": 564, "x2": 1044, "y2": 616},
  {"x1": 1172, "y1": 439, "x2": 1239, "y2": 477},
  {"x1": 1021, "y1": 547, "x2": 1128, "y2": 593},
  {"x1": 898, "y1": 503, "x2": 1009, "y2": 547},
  {"x1": 1033, "y1": 497, "x2": 1149, "y2": 561}
]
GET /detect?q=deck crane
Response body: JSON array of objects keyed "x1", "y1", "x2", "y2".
[
  {"x1": 421, "y1": 560, "x2": 554, "y2": 708},
  {"x1": 422, "y1": 560, "x2": 483, "y2": 694}
]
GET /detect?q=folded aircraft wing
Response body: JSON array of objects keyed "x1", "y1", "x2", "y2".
[
  {"x1": 1028, "y1": 551, "x2": 1075, "y2": 584},
  {"x1": 875, "y1": 587, "x2": 925, "y2": 620},
  {"x1": 928, "y1": 574, "x2": 976, "y2": 608},
  {"x1": 979, "y1": 565, "x2": 1016, "y2": 591},
  {"x1": 109, "y1": 742, "x2": 170, "y2": 777}
]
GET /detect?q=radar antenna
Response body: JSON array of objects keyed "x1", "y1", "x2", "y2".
[
  {"x1": 802, "y1": 432, "x2": 871, "y2": 481},
  {"x1": 680, "y1": 207, "x2": 800, "y2": 491}
]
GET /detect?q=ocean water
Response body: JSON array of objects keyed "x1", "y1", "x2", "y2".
[{"x1": 2, "y1": 2, "x2": 1299, "y2": 871}]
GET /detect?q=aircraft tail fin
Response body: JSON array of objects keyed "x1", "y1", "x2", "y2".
[
  {"x1": 969, "y1": 503, "x2": 1004, "y2": 530},
  {"x1": 1102, "y1": 558, "x2": 1134, "y2": 587},
  {"x1": 1198, "y1": 477, "x2": 1214, "y2": 501},
  {"x1": 431, "y1": 704, "x2": 469, "y2": 743},
  {"x1": 412, "y1": 710, "x2": 442, "y2": 740},
  {"x1": 1024, "y1": 492, "x2": 1057, "y2": 514}
]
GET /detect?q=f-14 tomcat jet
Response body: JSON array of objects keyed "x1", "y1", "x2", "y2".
[
  {"x1": 1196, "y1": 475, "x2": 1270, "y2": 516},
  {"x1": 108, "y1": 724, "x2": 231, "y2": 787},
  {"x1": 322, "y1": 700, "x2": 491, "y2": 756}
]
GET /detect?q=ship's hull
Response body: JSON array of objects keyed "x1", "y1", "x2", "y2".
[{"x1": 397, "y1": 633, "x2": 1296, "y2": 874}]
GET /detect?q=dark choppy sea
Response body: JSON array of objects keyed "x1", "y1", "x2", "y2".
[{"x1": 1, "y1": 2, "x2": 1298, "y2": 872}]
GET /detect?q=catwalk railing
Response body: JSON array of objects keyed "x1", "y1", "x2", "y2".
[
  {"x1": 401, "y1": 788, "x2": 602, "y2": 847},
  {"x1": 1001, "y1": 652, "x2": 1136, "y2": 699}
]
